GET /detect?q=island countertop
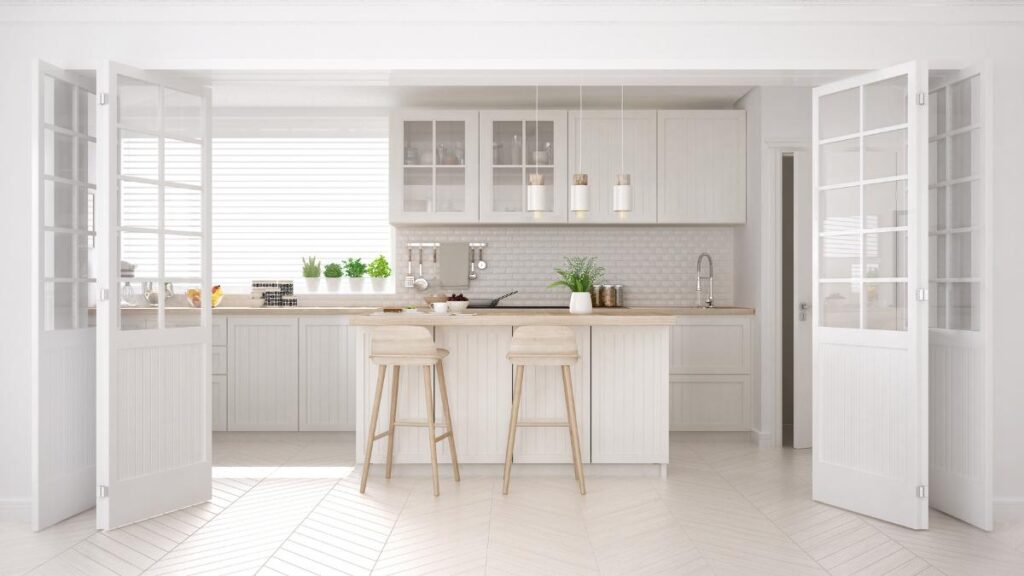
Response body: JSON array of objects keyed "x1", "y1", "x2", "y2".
[{"x1": 347, "y1": 306, "x2": 754, "y2": 326}]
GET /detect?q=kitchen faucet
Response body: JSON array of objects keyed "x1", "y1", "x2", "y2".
[{"x1": 696, "y1": 253, "x2": 714, "y2": 308}]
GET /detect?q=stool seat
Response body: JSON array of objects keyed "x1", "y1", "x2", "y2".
[
  {"x1": 507, "y1": 326, "x2": 579, "y2": 365},
  {"x1": 371, "y1": 347, "x2": 449, "y2": 366}
]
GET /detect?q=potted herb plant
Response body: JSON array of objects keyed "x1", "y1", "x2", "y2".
[
  {"x1": 367, "y1": 255, "x2": 392, "y2": 292},
  {"x1": 302, "y1": 256, "x2": 322, "y2": 292},
  {"x1": 548, "y1": 256, "x2": 605, "y2": 314},
  {"x1": 343, "y1": 257, "x2": 368, "y2": 292},
  {"x1": 323, "y1": 262, "x2": 343, "y2": 292}
]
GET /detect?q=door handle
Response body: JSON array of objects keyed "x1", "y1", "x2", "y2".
[{"x1": 799, "y1": 302, "x2": 810, "y2": 321}]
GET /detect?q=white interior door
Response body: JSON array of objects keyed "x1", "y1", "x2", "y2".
[
  {"x1": 927, "y1": 68, "x2": 991, "y2": 531},
  {"x1": 812, "y1": 61, "x2": 930, "y2": 529},
  {"x1": 792, "y1": 150, "x2": 813, "y2": 450},
  {"x1": 96, "y1": 62, "x2": 212, "y2": 530},
  {"x1": 32, "y1": 62, "x2": 98, "y2": 531}
]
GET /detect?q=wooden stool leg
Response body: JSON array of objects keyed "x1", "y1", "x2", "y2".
[
  {"x1": 435, "y1": 359, "x2": 460, "y2": 482},
  {"x1": 385, "y1": 365, "x2": 401, "y2": 479},
  {"x1": 503, "y1": 365, "x2": 525, "y2": 495},
  {"x1": 424, "y1": 366, "x2": 440, "y2": 497},
  {"x1": 361, "y1": 365, "x2": 387, "y2": 494},
  {"x1": 561, "y1": 365, "x2": 586, "y2": 495}
]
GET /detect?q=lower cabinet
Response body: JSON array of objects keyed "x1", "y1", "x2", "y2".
[
  {"x1": 669, "y1": 316, "x2": 752, "y2": 431},
  {"x1": 212, "y1": 375, "x2": 227, "y2": 432},
  {"x1": 298, "y1": 317, "x2": 358, "y2": 431},
  {"x1": 227, "y1": 316, "x2": 300, "y2": 431}
]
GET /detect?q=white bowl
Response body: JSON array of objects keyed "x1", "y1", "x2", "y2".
[{"x1": 447, "y1": 300, "x2": 469, "y2": 313}]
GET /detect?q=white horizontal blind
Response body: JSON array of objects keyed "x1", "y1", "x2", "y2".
[{"x1": 211, "y1": 116, "x2": 390, "y2": 291}]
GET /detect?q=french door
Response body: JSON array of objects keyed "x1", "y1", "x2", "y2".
[
  {"x1": 811, "y1": 62, "x2": 930, "y2": 529},
  {"x1": 96, "y1": 62, "x2": 213, "y2": 530},
  {"x1": 32, "y1": 62, "x2": 98, "y2": 531}
]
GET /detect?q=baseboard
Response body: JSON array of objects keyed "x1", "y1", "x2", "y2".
[
  {"x1": 750, "y1": 429, "x2": 774, "y2": 447},
  {"x1": 0, "y1": 498, "x2": 31, "y2": 523}
]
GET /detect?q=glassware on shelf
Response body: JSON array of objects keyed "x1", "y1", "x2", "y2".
[{"x1": 511, "y1": 134, "x2": 522, "y2": 165}]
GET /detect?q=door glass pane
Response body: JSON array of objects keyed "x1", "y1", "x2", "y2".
[
  {"x1": 43, "y1": 281, "x2": 74, "y2": 330},
  {"x1": 121, "y1": 231, "x2": 158, "y2": 278},
  {"x1": 864, "y1": 231, "x2": 907, "y2": 279},
  {"x1": 864, "y1": 180, "x2": 907, "y2": 229},
  {"x1": 929, "y1": 281, "x2": 942, "y2": 328},
  {"x1": 44, "y1": 76, "x2": 74, "y2": 130},
  {"x1": 436, "y1": 167, "x2": 465, "y2": 212},
  {"x1": 863, "y1": 129, "x2": 907, "y2": 180},
  {"x1": 164, "y1": 88, "x2": 203, "y2": 140},
  {"x1": 950, "y1": 129, "x2": 980, "y2": 180},
  {"x1": 165, "y1": 233, "x2": 201, "y2": 279},
  {"x1": 166, "y1": 186, "x2": 201, "y2": 232},
  {"x1": 120, "y1": 300, "x2": 157, "y2": 331},
  {"x1": 78, "y1": 88, "x2": 95, "y2": 137},
  {"x1": 493, "y1": 167, "x2": 523, "y2": 212},
  {"x1": 819, "y1": 186, "x2": 859, "y2": 234},
  {"x1": 44, "y1": 180, "x2": 75, "y2": 228},
  {"x1": 403, "y1": 167, "x2": 432, "y2": 212},
  {"x1": 820, "y1": 138, "x2": 859, "y2": 186},
  {"x1": 120, "y1": 130, "x2": 159, "y2": 180},
  {"x1": 403, "y1": 121, "x2": 433, "y2": 166},
  {"x1": 934, "y1": 282, "x2": 947, "y2": 328},
  {"x1": 864, "y1": 282, "x2": 907, "y2": 331},
  {"x1": 76, "y1": 235, "x2": 89, "y2": 280},
  {"x1": 526, "y1": 120, "x2": 554, "y2": 166},
  {"x1": 164, "y1": 138, "x2": 202, "y2": 186},
  {"x1": 950, "y1": 76, "x2": 980, "y2": 130},
  {"x1": 117, "y1": 76, "x2": 160, "y2": 132},
  {"x1": 820, "y1": 234, "x2": 861, "y2": 279},
  {"x1": 950, "y1": 181, "x2": 975, "y2": 229},
  {"x1": 935, "y1": 234, "x2": 947, "y2": 279},
  {"x1": 863, "y1": 75, "x2": 908, "y2": 131},
  {"x1": 44, "y1": 130, "x2": 74, "y2": 179},
  {"x1": 819, "y1": 87, "x2": 859, "y2": 140},
  {"x1": 120, "y1": 181, "x2": 159, "y2": 229},
  {"x1": 928, "y1": 139, "x2": 945, "y2": 186},
  {"x1": 78, "y1": 138, "x2": 96, "y2": 185},
  {"x1": 949, "y1": 282, "x2": 979, "y2": 331},
  {"x1": 168, "y1": 306, "x2": 201, "y2": 328},
  {"x1": 935, "y1": 186, "x2": 947, "y2": 231},
  {"x1": 950, "y1": 231, "x2": 973, "y2": 278},
  {"x1": 44, "y1": 231, "x2": 74, "y2": 278},
  {"x1": 493, "y1": 121, "x2": 523, "y2": 166},
  {"x1": 435, "y1": 121, "x2": 465, "y2": 166},
  {"x1": 820, "y1": 282, "x2": 859, "y2": 328},
  {"x1": 928, "y1": 88, "x2": 946, "y2": 138}
]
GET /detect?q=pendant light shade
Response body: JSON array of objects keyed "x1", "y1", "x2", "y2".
[
  {"x1": 613, "y1": 85, "x2": 632, "y2": 214},
  {"x1": 527, "y1": 85, "x2": 550, "y2": 213},
  {"x1": 571, "y1": 85, "x2": 590, "y2": 215}
]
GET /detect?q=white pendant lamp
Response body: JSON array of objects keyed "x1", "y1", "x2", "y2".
[
  {"x1": 570, "y1": 85, "x2": 590, "y2": 215},
  {"x1": 526, "y1": 85, "x2": 549, "y2": 213},
  {"x1": 613, "y1": 85, "x2": 632, "y2": 213}
]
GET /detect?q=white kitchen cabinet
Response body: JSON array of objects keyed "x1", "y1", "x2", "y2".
[
  {"x1": 590, "y1": 326, "x2": 669, "y2": 463},
  {"x1": 480, "y1": 110, "x2": 568, "y2": 223},
  {"x1": 669, "y1": 316, "x2": 752, "y2": 431},
  {"x1": 227, "y1": 316, "x2": 299, "y2": 431},
  {"x1": 389, "y1": 109, "x2": 479, "y2": 224},
  {"x1": 513, "y1": 325, "x2": 591, "y2": 464},
  {"x1": 658, "y1": 110, "x2": 746, "y2": 224},
  {"x1": 568, "y1": 110, "x2": 658, "y2": 223},
  {"x1": 212, "y1": 375, "x2": 227, "y2": 432},
  {"x1": 298, "y1": 317, "x2": 357, "y2": 431}
]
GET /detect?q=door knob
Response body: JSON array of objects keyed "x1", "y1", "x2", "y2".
[{"x1": 799, "y1": 302, "x2": 810, "y2": 321}]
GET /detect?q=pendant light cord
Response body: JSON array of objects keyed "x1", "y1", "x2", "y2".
[
  {"x1": 620, "y1": 85, "x2": 625, "y2": 174},
  {"x1": 535, "y1": 85, "x2": 540, "y2": 177},
  {"x1": 578, "y1": 85, "x2": 583, "y2": 172}
]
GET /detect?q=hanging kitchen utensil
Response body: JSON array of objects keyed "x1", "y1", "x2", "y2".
[
  {"x1": 414, "y1": 247, "x2": 429, "y2": 291},
  {"x1": 476, "y1": 246, "x2": 487, "y2": 270},
  {"x1": 404, "y1": 247, "x2": 415, "y2": 288},
  {"x1": 469, "y1": 246, "x2": 478, "y2": 280}
]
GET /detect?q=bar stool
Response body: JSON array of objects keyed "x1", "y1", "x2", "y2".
[
  {"x1": 360, "y1": 326, "x2": 460, "y2": 497},
  {"x1": 503, "y1": 325, "x2": 586, "y2": 495}
]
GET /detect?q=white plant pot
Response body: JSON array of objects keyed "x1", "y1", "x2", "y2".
[
  {"x1": 304, "y1": 277, "x2": 321, "y2": 293},
  {"x1": 347, "y1": 277, "x2": 368, "y2": 293},
  {"x1": 325, "y1": 277, "x2": 342, "y2": 292},
  {"x1": 569, "y1": 292, "x2": 593, "y2": 315},
  {"x1": 370, "y1": 277, "x2": 388, "y2": 292}
]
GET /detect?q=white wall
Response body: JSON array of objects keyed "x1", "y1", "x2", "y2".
[{"x1": 2, "y1": 3, "x2": 1023, "y2": 508}]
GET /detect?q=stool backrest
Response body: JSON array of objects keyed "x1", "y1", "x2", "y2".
[
  {"x1": 370, "y1": 326, "x2": 437, "y2": 359},
  {"x1": 510, "y1": 325, "x2": 578, "y2": 358}
]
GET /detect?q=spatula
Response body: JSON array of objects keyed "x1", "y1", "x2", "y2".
[{"x1": 404, "y1": 247, "x2": 415, "y2": 288}]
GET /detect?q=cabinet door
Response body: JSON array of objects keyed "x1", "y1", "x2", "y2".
[
  {"x1": 591, "y1": 326, "x2": 669, "y2": 463},
  {"x1": 480, "y1": 110, "x2": 568, "y2": 223},
  {"x1": 568, "y1": 110, "x2": 658, "y2": 223},
  {"x1": 227, "y1": 316, "x2": 299, "y2": 431},
  {"x1": 390, "y1": 110, "x2": 479, "y2": 224},
  {"x1": 658, "y1": 110, "x2": 746, "y2": 224},
  {"x1": 212, "y1": 375, "x2": 227, "y2": 432},
  {"x1": 299, "y1": 317, "x2": 357, "y2": 431}
]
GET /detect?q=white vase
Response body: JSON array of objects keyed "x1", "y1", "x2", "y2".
[
  {"x1": 325, "y1": 277, "x2": 341, "y2": 292},
  {"x1": 347, "y1": 277, "x2": 367, "y2": 293},
  {"x1": 304, "y1": 277, "x2": 321, "y2": 293},
  {"x1": 370, "y1": 277, "x2": 388, "y2": 292},
  {"x1": 569, "y1": 292, "x2": 593, "y2": 314}
]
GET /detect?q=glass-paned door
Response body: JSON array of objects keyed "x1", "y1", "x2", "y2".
[
  {"x1": 96, "y1": 62, "x2": 212, "y2": 530},
  {"x1": 480, "y1": 110, "x2": 567, "y2": 223},
  {"x1": 390, "y1": 110, "x2": 479, "y2": 223},
  {"x1": 812, "y1": 61, "x2": 930, "y2": 530},
  {"x1": 928, "y1": 69, "x2": 992, "y2": 531},
  {"x1": 32, "y1": 62, "x2": 97, "y2": 531}
]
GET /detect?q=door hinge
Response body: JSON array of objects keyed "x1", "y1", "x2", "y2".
[
  {"x1": 917, "y1": 485, "x2": 927, "y2": 499},
  {"x1": 916, "y1": 92, "x2": 926, "y2": 106},
  {"x1": 98, "y1": 288, "x2": 109, "y2": 302},
  {"x1": 98, "y1": 93, "x2": 108, "y2": 106},
  {"x1": 916, "y1": 288, "x2": 929, "y2": 302},
  {"x1": 97, "y1": 485, "x2": 109, "y2": 499}
]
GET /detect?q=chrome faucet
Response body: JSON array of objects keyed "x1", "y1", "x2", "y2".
[{"x1": 696, "y1": 252, "x2": 714, "y2": 308}]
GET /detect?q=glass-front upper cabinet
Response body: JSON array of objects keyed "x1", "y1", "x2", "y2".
[
  {"x1": 480, "y1": 110, "x2": 567, "y2": 223},
  {"x1": 389, "y1": 110, "x2": 479, "y2": 223}
]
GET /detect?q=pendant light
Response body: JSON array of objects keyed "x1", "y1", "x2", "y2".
[
  {"x1": 613, "y1": 85, "x2": 633, "y2": 213},
  {"x1": 526, "y1": 85, "x2": 549, "y2": 213},
  {"x1": 570, "y1": 85, "x2": 590, "y2": 215}
]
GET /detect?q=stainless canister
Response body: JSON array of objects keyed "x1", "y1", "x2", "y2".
[{"x1": 612, "y1": 285, "x2": 624, "y2": 307}]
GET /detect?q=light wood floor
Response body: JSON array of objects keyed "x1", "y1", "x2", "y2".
[{"x1": 3, "y1": 432, "x2": 1024, "y2": 576}]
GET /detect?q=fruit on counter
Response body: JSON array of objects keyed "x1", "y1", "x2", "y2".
[
  {"x1": 187, "y1": 285, "x2": 224, "y2": 308},
  {"x1": 447, "y1": 293, "x2": 468, "y2": 302}
]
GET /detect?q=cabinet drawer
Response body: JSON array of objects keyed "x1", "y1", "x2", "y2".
[
  {"x1": 212, "y1": 316, "x2": 227, "y2": 345},
  {"x1": 211, "y1": 345, "x2": 227, "y2": 375},
  {"x1": 670, "y1": 318, "x2": 750, "y2": 375},
  {"x1": 670, "y1": 375, "x2": 749, "y2": 431}
]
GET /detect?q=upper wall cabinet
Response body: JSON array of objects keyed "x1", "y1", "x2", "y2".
[
  {"x1": 658, "y1": 110, "x2": 746, "y2": 224},
  {"x1": 480, "y1": 110, "x2": 568, "y2": 223},
  {"x1": 390, "y1": 110, "x2": 479, "y2": 224},
  {"x1": 568, "y1": 110, "x2": 658, "y2": 224}
]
